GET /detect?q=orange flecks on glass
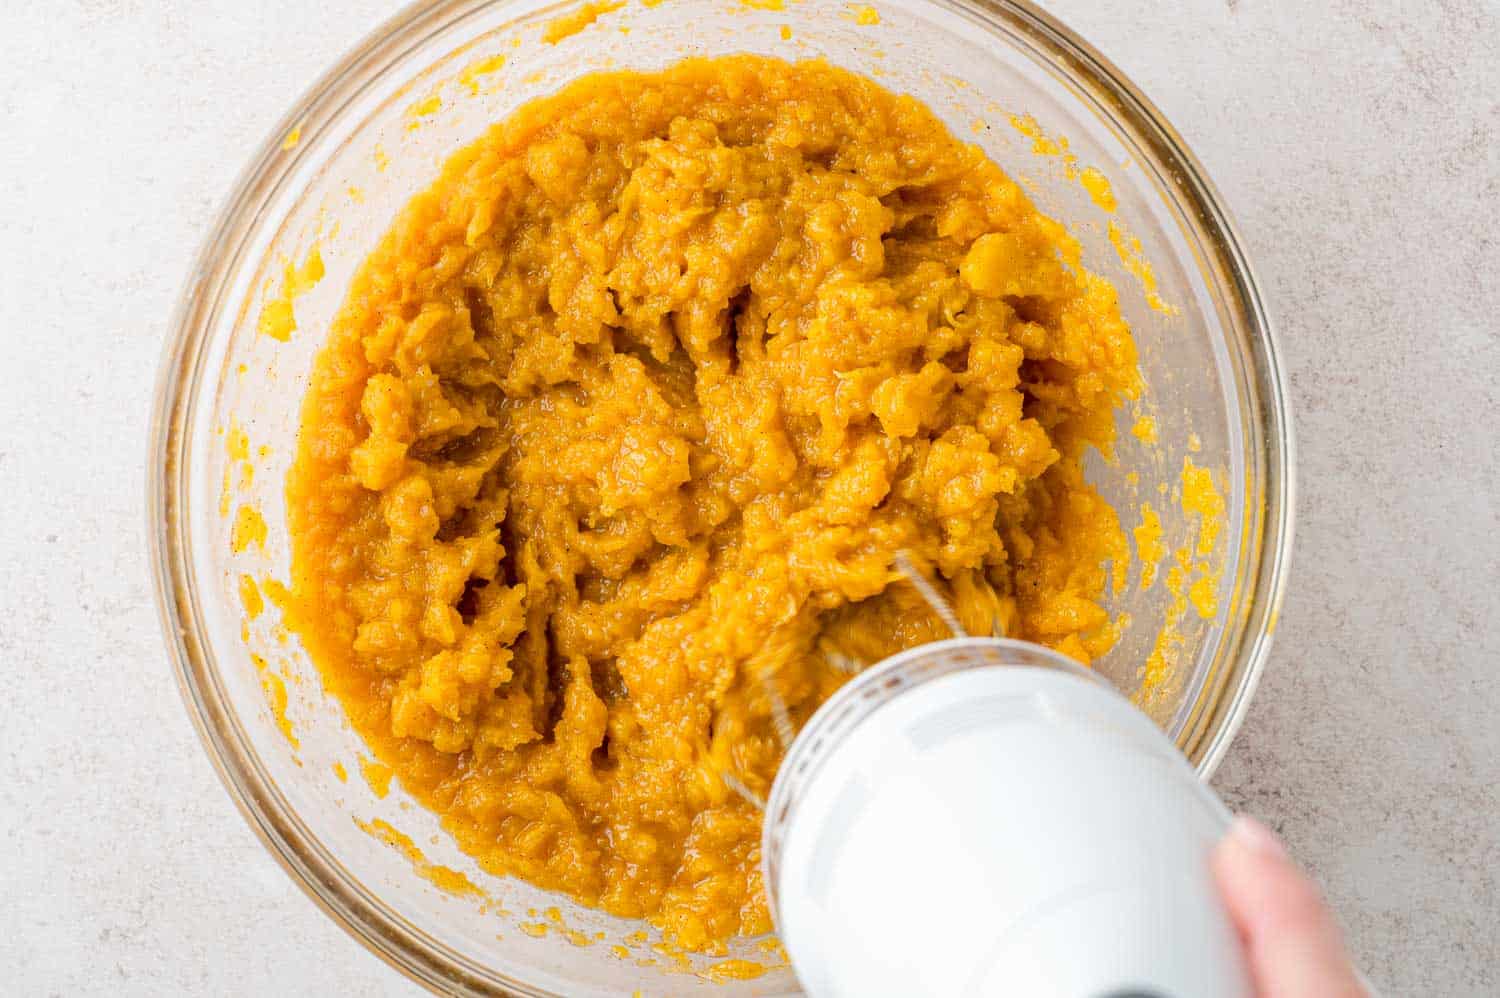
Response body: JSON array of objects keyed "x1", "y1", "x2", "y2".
[
  {"x1": 360, "y1": 756, "x2": 395, "y2": 798},
  {"x1": 703, "y1": 959, "x2": 768, "y2": 982},
  {"x1": 543, "y1": 0, "x2": 624, "y2": 43},
  {"x1": 459, "y1": 54, "x2": 508, "y2": 95},
  {"x1": 231, "y1": 505, "x2": 267, "y2": 553},
  {"x1": 1133, "y1": 504, "x2": 1164, "y2": 590},
  {"x1": 355, "y1": 818, "x2": 484, "y2": 897},
  {"x1": 257, "y1": 244, "x2": 324, "y2": 341},
  {"x1": 1080, "y1": 166, "x2": 1117, "y2": 212},
  {"x1": 1107, "y1": 221, "x2": 1175, "y2": 314},
  {"x1": 239, "y1": 575, "x2": 264, "y2": 620},
  {"x1": 253, "y1": 654, "x2": 299, "y2": 749}
]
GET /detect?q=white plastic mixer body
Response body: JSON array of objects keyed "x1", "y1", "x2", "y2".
[{"x1": 762, "y1": 638, "x2": 1251, "y2": 998}]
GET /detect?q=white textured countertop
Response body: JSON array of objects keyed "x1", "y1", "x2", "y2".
[{"x1": 2, "y1": 1, "x2": 1495, "y2": 994}]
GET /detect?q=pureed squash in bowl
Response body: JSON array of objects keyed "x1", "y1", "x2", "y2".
[{"x1": 285, "y1": 55, "x2": 1139, "y2": 953}]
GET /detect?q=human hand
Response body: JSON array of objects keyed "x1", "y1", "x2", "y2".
[{"x1": 1212, "y1": 816, "x2": 1370, "y2": 998}]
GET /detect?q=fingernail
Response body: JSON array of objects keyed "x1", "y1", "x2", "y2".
[{"x1": 1229, "y1": 815, "x2": 1288, "y2": 860}]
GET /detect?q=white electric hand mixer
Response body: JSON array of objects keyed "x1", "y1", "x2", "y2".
[{"x1": 738, "y1": 555, "x2": 1252, "y2": 997}]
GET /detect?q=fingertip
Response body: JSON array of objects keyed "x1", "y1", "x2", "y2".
[
  {"x1": 1212, "y1": 814, "x2": 1366, "y2": 997},
  {"x1": 1226, "y1": 814, "x2": 1288, "y2": 860},
  {"x1": 1215, "y1": 815, "x2": 1328, "y2": 927}
]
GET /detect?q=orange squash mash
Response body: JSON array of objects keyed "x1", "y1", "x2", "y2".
[{"x1": 286, "y1": 56, "x2": 1139, "y2": 951}]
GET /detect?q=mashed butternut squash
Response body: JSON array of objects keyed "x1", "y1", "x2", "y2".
[{"x1": 286, "y1": 56, "x2": 1138, "y2": 951}]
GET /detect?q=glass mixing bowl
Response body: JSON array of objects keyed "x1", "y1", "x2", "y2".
[{"x1": 148, "y1": 0, "x2": 1293, "y2": 993}]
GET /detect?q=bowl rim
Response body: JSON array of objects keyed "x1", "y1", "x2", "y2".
[{"x1": 146, "y1": 0, "x2": 1295, "y2": 993}]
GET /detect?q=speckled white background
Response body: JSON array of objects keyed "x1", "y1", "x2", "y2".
[{"x1": 1, "y1": 1, "x2": 1495, "y2": 994}]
